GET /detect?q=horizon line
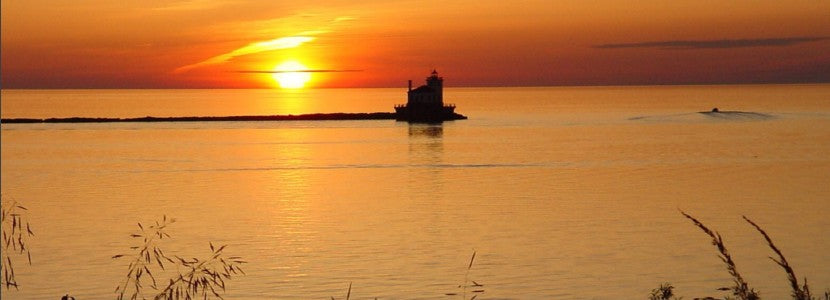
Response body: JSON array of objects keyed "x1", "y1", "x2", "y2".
[{"x1": 3, "y1": 81, "x2": 830, "y2": 90}]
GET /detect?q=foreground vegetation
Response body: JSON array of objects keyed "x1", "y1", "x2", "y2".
[
  {"x1": 0, "y1": 196, "x2": 35, "y2": 290},
  {"x1": 1, "y1": 196, "x2": 245, "y2": 299},
  {"x1": 649, "y1": 212, "x2": 829, "y2": 300},
  {"x1": 112, "y1": 216, "x2": 246, "y2": 300},
  {"x1": 4, "y1": 196, "x2": 828, "y2": 299}
]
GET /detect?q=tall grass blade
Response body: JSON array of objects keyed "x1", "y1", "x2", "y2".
[
  {"x1": 680, "y1": 211, "x2": 759, "y2": 300},
  {"x1": 743, "y1": 216, "x2": 812, "y2": 300}
]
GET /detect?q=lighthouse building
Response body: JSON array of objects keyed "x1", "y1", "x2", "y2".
[
  {"x1": 407, "y1": 70, "x2": 444, "y2": 105},
  {"x1": 395, "y1": 70, "x2": 466, "y2": 122}
]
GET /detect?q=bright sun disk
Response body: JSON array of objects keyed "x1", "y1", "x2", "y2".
[{"x1": 272, "y1": 61, "x2": 311, "y2": 89}]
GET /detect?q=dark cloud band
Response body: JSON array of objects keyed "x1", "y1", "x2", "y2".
[{"x1": 595, "y1": 36, "x2": 828, "y2": 49}]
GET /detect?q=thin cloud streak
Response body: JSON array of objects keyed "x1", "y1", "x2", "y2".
[
  {"x1": 174, "y1": 36, "x2": 316, "y2": 73},
  {"x1": 333, "y1": 16, "x2": 356, "y2": 22},
  {"x1": 238, "y1": 69, "x2": 363, "y2": 73},
  {"x1": 172, "y1": 16, "x2": 356, "y2": 75},
  {"x1": 595, "y1": 36, "x2": 829, "y2": 49}
]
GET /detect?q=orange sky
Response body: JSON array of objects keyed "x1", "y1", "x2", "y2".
[{"x1": 2, "y1": 0, "x2": 829, "y2": 88}]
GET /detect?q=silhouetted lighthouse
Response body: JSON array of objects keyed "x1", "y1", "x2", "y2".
[{"x1": 395, "y1": 70, "x2": 466, "y2": 123}]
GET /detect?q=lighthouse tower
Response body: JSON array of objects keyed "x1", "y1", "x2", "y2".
[
  {"x1": 425, "y1": 70, "x2": 443, "y2": 103},
  {"x1": 395, "y1": 70, "x2": 466, "y2": 123},
  {"x1": 406, "y1": 69, "x2": 443, "y2": 106}
]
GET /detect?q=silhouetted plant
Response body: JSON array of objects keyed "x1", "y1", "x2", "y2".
[
  {"x1": 330, "y1": 282, "x2": 352, "y2": 300},
  {"x1": 113, "y1": 216, "x2": 246, "y2": 300},
  {"x1": 659, "y1": 212, "x2": 830, "y2": 300},
  {"x1": 1, "y1": 196, "x2": 34, "y2": 290},
  {"x1": 649, "y1": 283, "x2": 680, "y2": 300},
  {"x1": 445, "y1": 251, "x2": 485, "y2": 300},
  {"x1": 681, "y1": 211, "x2": 759, "y2": 300},
  {"x1": 742, "y1": 216, "x2": 825, "y2": 300}
]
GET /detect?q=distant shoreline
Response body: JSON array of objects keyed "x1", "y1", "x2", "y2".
[{"x1": 1, "y1": 112, "x2": 399, "y2": 124}]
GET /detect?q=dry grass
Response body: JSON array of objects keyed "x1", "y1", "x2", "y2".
[
  {"x1": 445, "y1": 251, "x2": 485, "y2": 300},
  {"x1": 649, "y1": 283, "x2": 677, "y2": 300},
  {"x1": 661, "y1": 212, "x2": 829, "y2": 300},
  {"x1": 742, "y1": 216, "x2": 817, "y2": 300},
  {"x1": 680, "y1": 211, "x2": 759, "y2": 300},
  {"x1": 113, "y1": 216, "x2": 246, "y2": 300},
  {"x1": 1, "y1": 196, "x2": 34, "y2": 290},
  {"x1": 330, "y1": 282, "x2": 352, "y2": 300}
]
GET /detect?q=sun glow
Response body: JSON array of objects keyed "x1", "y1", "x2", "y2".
[{"x1": 272, "y1": 61, "x2": 312, "y2": 89}]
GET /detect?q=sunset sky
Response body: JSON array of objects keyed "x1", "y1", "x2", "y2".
[{"x1": 2, "y1": 0, "x2": 829, "y2": 88}]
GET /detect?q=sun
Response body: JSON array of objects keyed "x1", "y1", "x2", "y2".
[{"x1": 272, "y1": 61, "x2": 311, "y2": 89}]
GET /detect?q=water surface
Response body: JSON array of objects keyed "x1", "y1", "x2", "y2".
[{"x1": 2, "y1": 85, "x2": 829, "y2": 299}]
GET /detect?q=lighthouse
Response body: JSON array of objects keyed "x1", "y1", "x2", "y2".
[{"x1": 394, "y1": 70, "x2": 466, "y2": 123}]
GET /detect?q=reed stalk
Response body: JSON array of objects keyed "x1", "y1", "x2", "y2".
[
  {"x1": 680, "y1": 211, "x2": 759, "y2": 300},
  {"x1": 743, "y1": 216, "x2": 815, "y2": 300},
  {"x1": 445, "y1": 251, "x2": 485, "y2": 300},
  {"x1": 1, "y1": 197, "x2": 34, "y2": 290},
  {"x1": 330, "y1": 282, "x2": 352, "y2": 300},
  {"x1": 113, "y1": 216, "x2": 245, "y2": 300},
  {"x1": 649, "y1": 283, "x2": 676, "y2": 300}
]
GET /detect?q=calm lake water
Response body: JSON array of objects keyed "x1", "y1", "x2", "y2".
[{"x1": 2, "y1": 85, "x2": 829, "y2": 299}]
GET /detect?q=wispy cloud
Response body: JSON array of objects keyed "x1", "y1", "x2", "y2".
[
  {"x1": 174, "y1": 36, "x2": 316, "y2": 73},
  {"x1": 238, "y1": 69, "x2": 363, "y2": 73},
  {"x1": 594, "y1": 36, "x2": 829, "y2": 50},
  {"x1": 174, "y1": 16, "x2": 358, "y2": 74},
  {"x1": 333, "y1": 16, "x2": 356, "y2": 22}
]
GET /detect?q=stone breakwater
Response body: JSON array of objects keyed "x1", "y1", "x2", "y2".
[{"x1": 1, "y1": 112, "x2": 400, "y2": 123}]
